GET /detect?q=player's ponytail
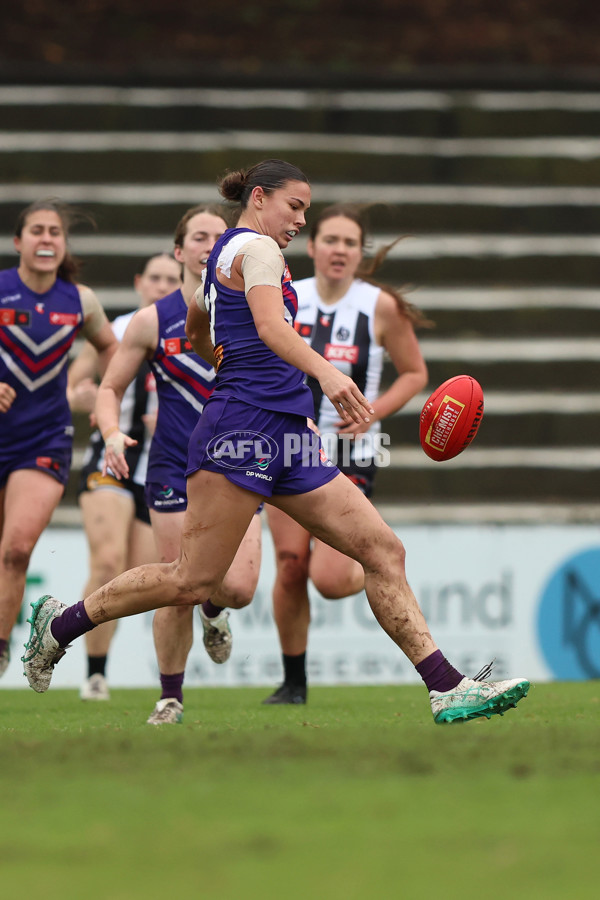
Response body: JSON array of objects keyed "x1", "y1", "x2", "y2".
[{"x1": 218, "y1": 159, "x2": 309, "y2": 209}]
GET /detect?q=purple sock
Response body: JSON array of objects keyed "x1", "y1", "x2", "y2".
[
  {"x1": 202, "y1": 599, "x2": 223, "y2": 619},
  {"x1": 160, "y1": 671, "x2": 184, "y2": 704},
  {"x1": 415, "y1": 650, "x2": 463, "y2": 693},
  {"x1": 50, "y1": 601, "x2": 96, "y2": 648}
]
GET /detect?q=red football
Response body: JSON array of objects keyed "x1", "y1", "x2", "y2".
[{"x1": 419, "y1": 375, "x2": 484, "y2": 461}]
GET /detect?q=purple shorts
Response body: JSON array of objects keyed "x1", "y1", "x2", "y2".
[
  {"x1": 186, "y1": 395, "x2": 340, "y2": 498},
  {"x1": 145, "y1": 478, "x2": 264, "y2": 515},
  {"x1": 0, "y1": 445, "x2": 70, "y2": 490},
  {"x1": 144, "y1": 479, "x2": 188, "y2": 513}
]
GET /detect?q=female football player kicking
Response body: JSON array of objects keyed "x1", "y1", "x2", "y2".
[{"x1": 21, "y1": 160, "x2": 530, "y2": 725}]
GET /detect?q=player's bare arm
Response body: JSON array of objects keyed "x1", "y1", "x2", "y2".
[
  {"x1": 185, "y1": 295, "x2": 217, "y2": 367},
  {"x1": 223, "y1": 238, "x2": 374, "y2": 425},
  {"x1": 95, "y1": 305, "x2": 159, "y2": 479},
  {"x1": 245, "y1": 283, "x2": 371, "y2": 425},
  {"x1": 337, "y1": 290, "x2": 429, "y2": 436},
  {"x1": 78, "y1": 285, "x2": 118, "y2": 377},
  {"x1": 67, "y1": 339, "x2": 99, "y2": 415}
]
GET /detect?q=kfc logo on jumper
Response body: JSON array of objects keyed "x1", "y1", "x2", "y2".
[
  {"x1": 49, "y1": 311, "x2": 80, "y2": 326},
  {"x1": 325, "y1": 343, "x2": 359, "y2": 364}
]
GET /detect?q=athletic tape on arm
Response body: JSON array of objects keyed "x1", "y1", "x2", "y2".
[
  {"x1": 79, "y1": 286, "x2": 109, "y2": 337},
  {"x1": 240, "y1": 237, "x2": 284, "y2": 295}
]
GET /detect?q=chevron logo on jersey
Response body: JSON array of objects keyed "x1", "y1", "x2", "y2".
[
  {"x1": 0, "y1": 318, "x2": 80, "y2": 391},
  {"x1": 154, "y1": 341, "x2": 215, "y2": 414}
]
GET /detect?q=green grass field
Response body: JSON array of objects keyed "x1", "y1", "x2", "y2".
[{"x1": 1, "y1": 682, "x2": 598, "y2": 900}]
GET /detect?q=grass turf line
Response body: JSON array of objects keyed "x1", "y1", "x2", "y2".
[{"x1": 1, "y1": 683, "x2": 598, "y2": 900}]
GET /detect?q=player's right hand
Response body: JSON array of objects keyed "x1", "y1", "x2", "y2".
[
  {"x1": 318, "y1": 367, "x2": 374, "y2": 426},
  {"x1": 102, "y1": 429, "x2": 138, "y2": 480},
  {"x1": 0, "y1": 381, "x2": 16, "y2": 413}
]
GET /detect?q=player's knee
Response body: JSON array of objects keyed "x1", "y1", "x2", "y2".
[
  {"x1": 363, "y1": 532, "x2": 406, "y2": 580},
  {"x1": 2, "y1": 542, "x2": 33, "y2": 574},
  {"x1": 173, "y1": 587, "x2": 208, "y2": 607},
  {"x1": 276, "y1": 549, "x2": 309, "y2": 592},
  {"x1": 170, "y1": 562, "x2": 218, "y2": 606},
  {"x1": 214, "y1": 571, "x2": 255, "y2": 609},
  {"x1": 160, "y1": 604, "x2": 192, "y2": 623},
  {"x1": 389, "y1": 536, "x2": 407, "y2": 572},
  {"x1": 221, "y1": 589, "x2": 253, "y2": 609},
  {"x1": 317, "y1": 573, "x2": 364, "y2": 600},
  {"x1": 317, "y1": 582, "x2": 346, "y2": 600},
  {"x1": 91, "y1": 551, "x2": 126, "y2": 586}
]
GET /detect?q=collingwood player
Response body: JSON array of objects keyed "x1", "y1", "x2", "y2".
[{"x1": 263, "y1": 204, "x2": 431, "y2": 704}]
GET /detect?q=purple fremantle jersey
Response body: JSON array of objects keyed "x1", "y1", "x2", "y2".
[
  {"x1": 203, "y1": 228, "x2": 314, "y2": 417},
  {"x1": 0, "y1": 267, "x2": 83, "y2": 451},
  {"x1": 146, "y1": 289, "x2": 215, "y2": 483}
]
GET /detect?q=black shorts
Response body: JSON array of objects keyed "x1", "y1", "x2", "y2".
[
  {"x1": 78, "y1": 466, "x2": 151, "y2": 526},
  {"x1": 340, "y1": 456, "x2": 376, "y2": 498}
]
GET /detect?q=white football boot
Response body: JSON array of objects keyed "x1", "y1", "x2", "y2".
[
  {"x1": 22, "y1": 595, "x2": 68, "y2": 692},
  {"x1": 146, "y1": 698, "x2": 184, "y2": 725},
  {"x1": 80, "y1": 673, "x2": 110, "y2": 701},
  {"x1": 430, "y1": 671, "x2": 530, "y2": 724},
  {"x1": 198, "y1": 607, "x2": 232, "y2": 664}
]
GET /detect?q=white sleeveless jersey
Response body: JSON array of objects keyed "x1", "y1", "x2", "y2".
[{"x1": 293, "y1": 277, "x2": 384, "y2": 462}]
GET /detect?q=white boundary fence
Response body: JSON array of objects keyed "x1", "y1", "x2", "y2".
[{"x1": 2, "y1": 521, "x2": 599, "y2": 689}]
